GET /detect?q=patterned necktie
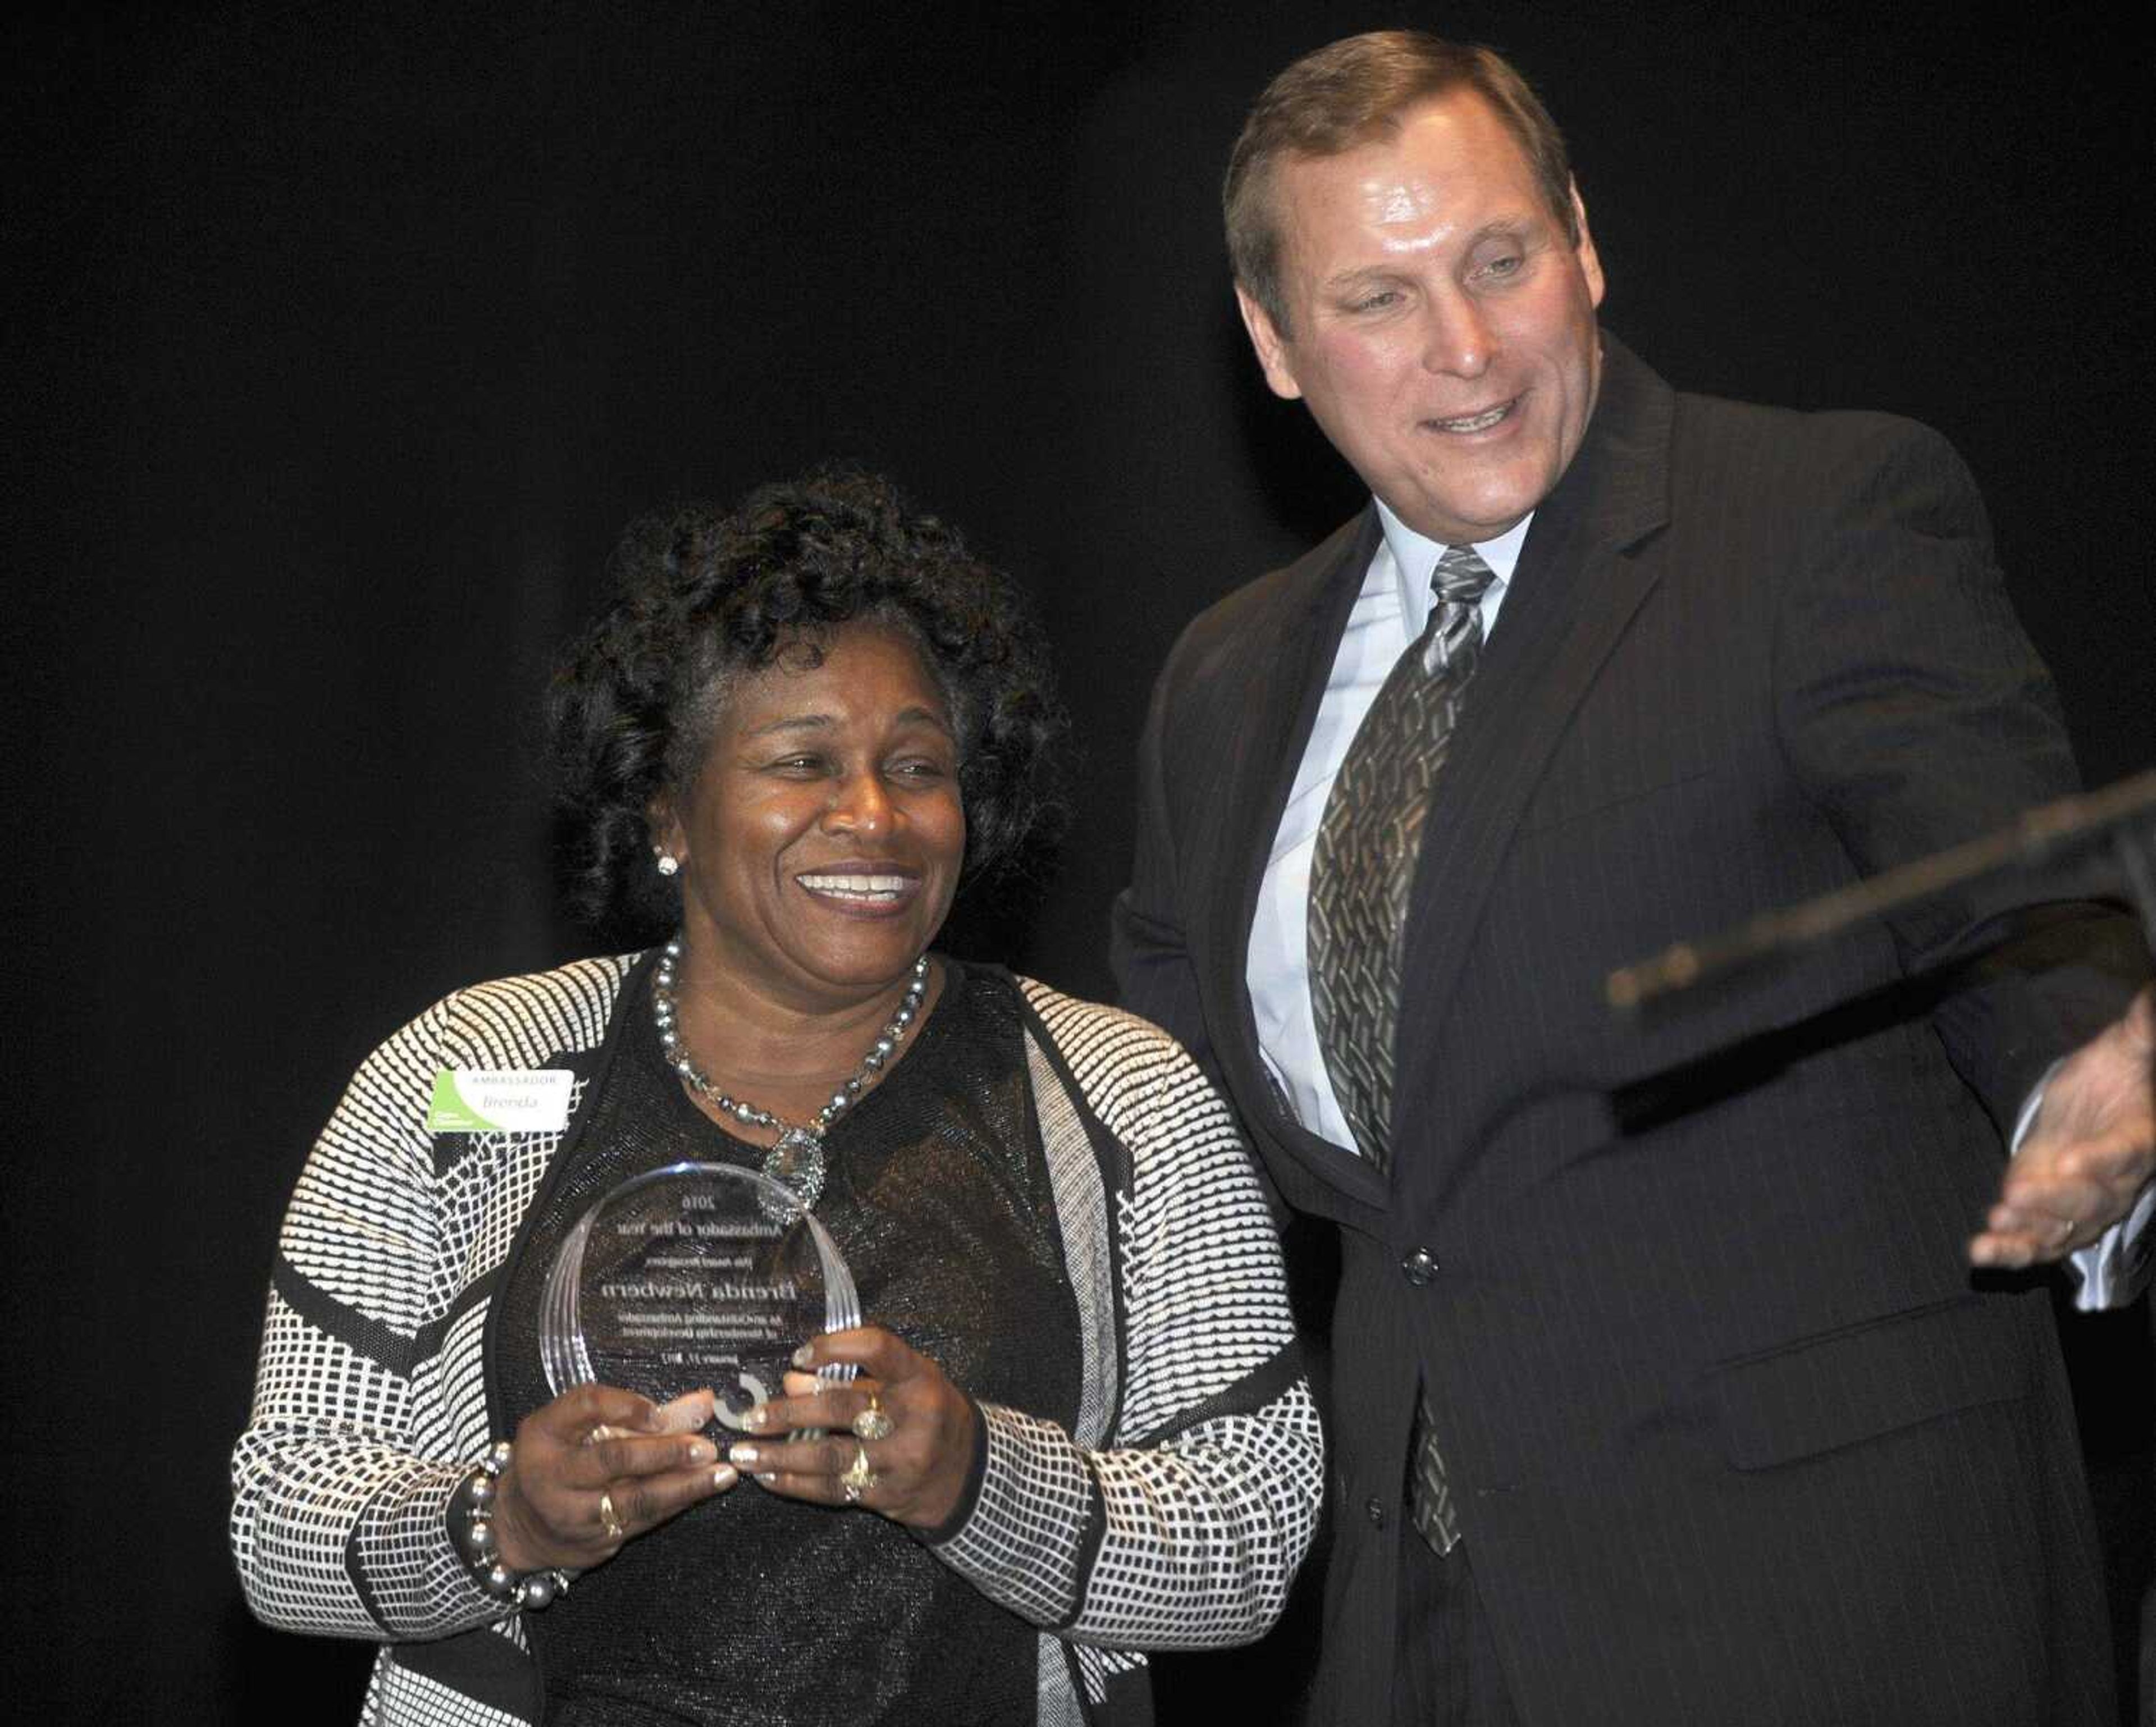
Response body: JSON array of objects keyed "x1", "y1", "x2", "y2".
[
  {"x1": 1309, "y1": 543, "x2": 1495, "y2": 1165},
  {"x1": 1307, "y1": 542, "x2": 1495, "y2": 1556}
]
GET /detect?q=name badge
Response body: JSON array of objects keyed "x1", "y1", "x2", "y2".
[{"x1": 427, "y1": 1069, "x2": 573, "y2": 1134}]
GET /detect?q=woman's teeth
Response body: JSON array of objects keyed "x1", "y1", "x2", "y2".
[{"x1": 798, "y1": 874, "x2": 908, "y2": 901}]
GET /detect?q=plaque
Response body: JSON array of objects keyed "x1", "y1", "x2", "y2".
[{"x1": 542, "y1": 1161, "x2": 858, "y2": 1431}]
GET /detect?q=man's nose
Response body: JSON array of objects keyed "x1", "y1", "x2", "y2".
[{"x1": 1419, "y1": 289, "x2": 1494, "y2": 380}]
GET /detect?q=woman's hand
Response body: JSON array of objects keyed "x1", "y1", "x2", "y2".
[
  {"x1": 491, "y1": 1385, "x2": 739, "y2": 1572},
  {"x1": 724, "y1": 1327, "x2": 981, "y2": 1532}
]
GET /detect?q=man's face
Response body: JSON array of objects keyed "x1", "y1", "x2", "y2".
[{"x1": 1239, "y1": 90, "x2": 1606, "y2": 546}]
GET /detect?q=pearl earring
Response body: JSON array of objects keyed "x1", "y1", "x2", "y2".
[{"x1": 655, "y1": 853, "x2": 679, "y2": 878}]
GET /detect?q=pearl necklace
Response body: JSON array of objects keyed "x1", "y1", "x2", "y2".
[{"x1": 651, "y1": 939, "x2": 929, "y2": 1209}]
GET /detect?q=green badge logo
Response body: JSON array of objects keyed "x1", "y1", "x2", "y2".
[{"x1": 426, "y1": 1071, "x2": 496, "y2": 1134}]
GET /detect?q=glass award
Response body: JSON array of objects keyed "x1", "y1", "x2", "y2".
[{"x1": 542, "y1": 1161, "x2": 858, "y2": 1432}]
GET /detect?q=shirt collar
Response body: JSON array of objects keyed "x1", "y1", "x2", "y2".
[{"x1": 1373, "y1": 500, "x2": 1533, "y2": 639}]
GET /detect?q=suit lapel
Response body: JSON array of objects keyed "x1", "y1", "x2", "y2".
[
  {"x1": 1209, "y1": 510, "x2": 1395, "y2": 1209},
  {"x1": 1393, "y1": 337, "x2": 1676, "y2": 1093}
]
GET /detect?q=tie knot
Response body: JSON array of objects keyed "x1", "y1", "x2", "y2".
[{"x1": 1432, "y1": 544, "x2": 1495, "y2": 608}]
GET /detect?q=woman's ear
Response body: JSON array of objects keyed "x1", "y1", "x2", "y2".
[{"x1": 648, "y1": 796, "x2": 685, "y2": 873}]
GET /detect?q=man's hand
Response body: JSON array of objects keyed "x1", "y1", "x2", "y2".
[{"x1": 1970, "y1": 986, "x2": 2155, "y2": 1269}]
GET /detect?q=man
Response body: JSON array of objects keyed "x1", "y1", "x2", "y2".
[{"x1": 1112, "y1": 30, "x2": 2155, "y2": 1726}]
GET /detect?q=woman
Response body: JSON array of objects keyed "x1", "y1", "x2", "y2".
[{"x1": 231, "y1": 470, "x2": 1323, "y2": 1726}]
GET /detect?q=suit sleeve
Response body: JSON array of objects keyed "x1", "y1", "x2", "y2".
[
  {"x1": 229, "y1": 998, "x2": 507, "y2": 1641},
  {"x1": 1771, "y1": 416, "x2": 2149, "y2": 1137},
  {"x1": 928, "y1": 1006, "x2": 1325, "y2": 1650},
  {"x1": 1110, "y1": 649, "x2": 1219, "y2": 1075}
]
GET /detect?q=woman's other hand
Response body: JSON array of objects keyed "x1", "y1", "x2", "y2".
[
  {"x1": 725, "y1": 1327, "x2": 981, "y2": 1531},
  {"x1": 492, "y1": 1385, "x2": 738, "y2": 1571}
]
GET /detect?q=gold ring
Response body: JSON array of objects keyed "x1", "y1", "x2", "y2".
[
  {"x1": 597, "y1": 1490, "x2": 625, "y2": 1542},
  {"x1": 839, "y1": 1442, "x2": 878, "y2": 1504},
  {"x1": 852, "y1": 1395, "x2": 895, "y2": 1443}
]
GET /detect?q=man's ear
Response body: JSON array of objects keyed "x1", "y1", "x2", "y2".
[
  {"x1": 1236, "y1": 285, "x2": 1305, "y2": 402},
  {"x1": 1568, "y1": 181, "x2": 1605, "y2": 309}
]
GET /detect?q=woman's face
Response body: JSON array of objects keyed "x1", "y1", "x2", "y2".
[{"x1": 656, "y1": 622, "x2": 966, "y2": 1015}]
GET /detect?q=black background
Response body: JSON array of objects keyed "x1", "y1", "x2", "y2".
[{"x1": 6, "y1": 3, "x2": 2151, "y2": 1721}]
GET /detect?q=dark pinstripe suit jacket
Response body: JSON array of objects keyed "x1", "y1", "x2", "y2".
[{"x1": 1113, "y1": 336, "x2": 2138, "y2": 1724}]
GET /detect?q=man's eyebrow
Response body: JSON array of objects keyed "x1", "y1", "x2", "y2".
[
  {"x1": 1319, "y1": 217, "x2": 1545, "y2": 290},
  {"x1": 1457, "y1": 215, "x2": 1541, "y2": 249},
  {"x1": 1321, "y1": 262, "x2": 1404, "y2": 291}
]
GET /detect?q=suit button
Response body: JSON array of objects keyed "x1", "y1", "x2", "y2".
[
  {"x1": 1364, "y1": 1497, "x2": 1386, "y2": 1528},
  {"x1": 1401, "y1": 1248, "x2": 1437, "y2": 1286}
]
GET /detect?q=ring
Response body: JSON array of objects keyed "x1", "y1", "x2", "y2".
[
  {"x1": 597, "y1": 1490, "x2": 625, "y2": 1542},
  {"x1": 852, "y1": 1395, "x2": 895, "y2": 1442},
  {"x1": 839, "y1": 1442, "x2": 878, "y2": 1504}
]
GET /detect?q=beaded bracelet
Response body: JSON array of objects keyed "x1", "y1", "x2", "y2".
[{"x1": 451, "y1": 1439, "x2": 572, "y2": 1610}]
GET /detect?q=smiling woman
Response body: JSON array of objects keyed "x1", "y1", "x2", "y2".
[
  {"x1": 654, "y1": 623, "x2": 970, "y2": 1020},
  {"x1": 555, "y1": 473, "x2": 1058, "y2": 943},
  {"x1": 230, "y1": 469, "x2": 1323, "y2": 1727}
]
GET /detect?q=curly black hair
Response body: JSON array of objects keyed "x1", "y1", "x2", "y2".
[{"x1": 550, "y1": 468, "x2": 1063, "y2": 939}]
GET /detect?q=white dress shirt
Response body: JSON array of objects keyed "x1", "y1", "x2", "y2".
[
  {"x1": 1246, "y1": 501, "x2": 1526, "y2": 1148},
  {"x1": 1243, "y1": 501, "x2": 2141, "y2": 1307}
]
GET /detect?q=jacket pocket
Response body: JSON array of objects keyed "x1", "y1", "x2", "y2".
[{"x1": 1707, "y1": 1296, "x2": 2031, "y2": 1470}]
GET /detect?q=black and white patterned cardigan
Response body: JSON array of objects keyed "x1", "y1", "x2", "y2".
[{"x1": 232, "y1": 955, "x2": 1324, "y2": 1726}]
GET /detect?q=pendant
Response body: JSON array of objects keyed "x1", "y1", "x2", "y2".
[{"x1": 761, "y1": 1126, "x2": 826, "y2": 1210}]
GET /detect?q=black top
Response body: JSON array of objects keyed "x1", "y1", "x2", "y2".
[{"x1": 495, "y1": 958, "x2": 1082, "y2": 1725}]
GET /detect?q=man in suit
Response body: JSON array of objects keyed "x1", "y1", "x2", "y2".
[{"x1": 1111, "y1": 30, "x2": 2155, "y2": 1726}]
